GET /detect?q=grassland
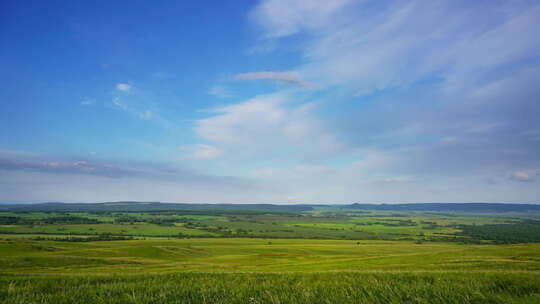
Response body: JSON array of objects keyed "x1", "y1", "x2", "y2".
[
  {"x1": 1, "y1": 208, "x2": 532, "y2": 241},
  {"x1": 1, "y1": 204, "x2": 540, "y2": 303},
  {"x1": 1, "y1": 238, "x2": 540, "y2": 303},
  {"x1": 3, "y1": 272, "x2": 540, "y2": 304},
  {"x1": 2, "y1": 238, "x2": 540, "y2": 274}
]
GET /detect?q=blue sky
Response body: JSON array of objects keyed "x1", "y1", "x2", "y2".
[{"x1": 1, "y1": 0, "x2": 539, "y2": 203}]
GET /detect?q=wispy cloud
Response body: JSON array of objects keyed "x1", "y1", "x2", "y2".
[
  {"x1": 232, "y1": 71, "x2": 312, "y2": 88},
  {"x1": 208, "y1": 85, "x2": 233, "y2": 98},
  {"x1": 251, "y1": 0, "x2": 540, "y2": 94},
  {"x1": 509, "y1": 170, "x2": 536, "y2": 182},
  {"x1": 181, "y1": 144, "x2": 224, "y2": 160},
  {"x1": 0, "y1": 149, "x2": 268, "y2": 203},
  {"x1": 195, "y1": 93, "x2": 342, "y2": 159},
  {"x1": 112, "y1": 97, "x2": 128, "y2": 110},
  {"x1": 111, "y1": 90, "x2": 172, "y2": 127},
  {"x1": 80, "y1": 98, "x2": 95, "y2": 106},
  {"x1": 0, "y1": 149, "x2": 235, "y2": 181},
  {"x1": 194, "y1": 0, "x2": 540, "y2": 202},
  {"x1": 250, "y1": 0, "x2": 353, "y2": 38},
  {"x1": 0, "y1": 155, "x2": 135, "y2": 178},
  {"x1": 116, "y1": 83, "x2": 132, "y2": 92}
]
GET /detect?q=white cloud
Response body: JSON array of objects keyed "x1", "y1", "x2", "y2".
[
  {"x1": 251, "y1": 0, "x2": 540, "y2": 94},
  {"x1": 80, "y1": 98, "x2": 95, "y2": 106},
  {"x1": 0, "y1": 161, "x2": 270, "y2": 203},
  {"x1": 194, "y1": 93, "x2": 342, "y2": 158},
  {"x1": 242, "y1": 1, "x2": 540, "y2": 193},
  {"x1": 196, "y1": 93, "x2": 288, "y2": 146},
  {"x1": 352, "y1": 88, "x2": 377, "y2": 98},
  {"x1": 232, "y1": 71, "x2": 312, "y2": 87},
  {"x1": 181, "y1": 144, "x2": 224, "y2": 160},
  {"x1": 112, "y1": 97, "x2": 128, "y2": 110},
  {"x1": 116, "y1": 83, "x2": 132, "y2": 92},
  {"x1": 208, "y1": 85, "x2": 233, "y2": 98},
  {"x1": 111, "y1": 98, "x2": 170, "y2": 127},
  {"x1": 509, "y1": 170, "x2": 536, "y2": 182},
  {"x1": 250, "y1": 0, "x2": 353, "y2": 38}
]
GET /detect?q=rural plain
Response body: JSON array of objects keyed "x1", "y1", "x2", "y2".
[{"x1": 1, "y1": 203, "x2": 540, "y2": 303}]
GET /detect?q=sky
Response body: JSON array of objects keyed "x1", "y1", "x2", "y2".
[{"x1": 1, "y1": 0, "x2": 539, "y2": 204}]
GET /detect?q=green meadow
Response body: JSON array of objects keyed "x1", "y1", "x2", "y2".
[
  {"x1": 2, "y1": 238, "x2": 540, "y2": 303},
  {"x1": 1, "y1": 208, "x2": 529, "y2": 241},
  {"x1": 2, "y1": 238, "x2": 540, "y2": 274},
  {"x1": 1, "y1": 204, "x2": 540, "y2": 303},
  {"x1": 3, "y1": 272, "x2": 540, "y2": 304}
]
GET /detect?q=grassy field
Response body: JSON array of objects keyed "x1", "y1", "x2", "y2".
[
  {"x1": 1, "y1": 209, "x2": 534, "y2": 241},
  {"x1": 2, "y1": 238, "x2": 540, "y2": 274},
  {"x1": 1, "y1": 238, "x2": 540, "y2": 303},
  {"x1": 1, "y1": 206, "x2": 540, "y2": 303},
  {"x1": 2, "y1": 272, "x2": 540, "y2": 304},
  {"x1": 0, "y1": 222, "x2": 215, "y2": 237}
]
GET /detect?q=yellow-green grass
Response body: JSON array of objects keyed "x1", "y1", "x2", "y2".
[
  {"x1": 347, "y1": 215, "x2": 516, "y2": 225},
  {"x1": 0, "y1": 212, "x2": 55, "y2": 219},
  {"x1": 0, "y1": 233, "x2": 106, "y2": 240},
  {"x1": 2, "y1": 238, "x2": 540, "y2": 303},
  {"x1": 287, "y1": 222, "x2": 458, "y2": 238},
  {"x1": 1, "y1": 238, "x2": 540, "y2": 275},
  {"x1": 2, "y1": 211, "x2": 531, "y2": 241},
  {"x1": 2, "y1": 272, "x2": 540, "y2": 304},
  {"x1": 0, "y1": 223, "x2": 214, "y2": 236},
  {"x1": 0, "y1": 212, "x2": 228, "y2": 222},
  {"x1": 2, "y1": 210, "x2": 539, "y2": 303}
]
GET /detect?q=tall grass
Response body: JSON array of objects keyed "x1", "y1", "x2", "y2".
[{"x1": 1, "y1": 272, "x2": 539, "y2": 304}]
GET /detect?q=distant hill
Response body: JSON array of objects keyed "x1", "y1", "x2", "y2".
[
  {"x1": 0, "y1": 202, "x2": 315, "y2": 213},
  {"x1": 342, "y1": 203, "x2": 540, "y2": 213},
  {"x1": 0, "y1": 202, "x2": 538, "y2": 213}
]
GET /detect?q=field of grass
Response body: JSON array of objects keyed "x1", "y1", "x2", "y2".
[
  {"x1": 2, "y1": 238, "x2": 540, "y2": 274},
  {"x1": 0, "y1": 222, "x2": 215, "y2": 237},
  {"x1": 2, "y1": 272, "x2": 540, "y2": 304},
  {"x1": 1, "y1": 206, "x2": 540, "y2": 303},
  {"x1": 1, "y1": 238, "x2": 540, "y2": 303},
  {"x1": 2, "y1": 209, "x2": 532, "y2": 241}
]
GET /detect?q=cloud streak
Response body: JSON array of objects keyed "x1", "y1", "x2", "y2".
[
  {"x1": 0, "y1": 149, "x2": 270, "y2": 203},
  {"x1": 181, "y1": 144, "x2": 224, "y2": 160},
  {"x1": 0, "y1": 152, "x2": 169, "y2": 179},
  {"x1": 208, "y1": 85, "x2": 233, "y2": 98},
  {"x1": 250, "y1": 0, "x2": 353, "y2": 38},
  {"x1": 116, "y1": 83, "x2": 132, "y2": 92},
  {"x1": 232, "y1": 71, "x2": 312, "y2": 88},
  {"x1": 194, "y1": 93, "x2": 342, "y2": 159}
]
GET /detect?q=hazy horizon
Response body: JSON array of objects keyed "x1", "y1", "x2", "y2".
[{"x1": 1, "y1": 201, "x2": 539, "y2": 206}]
